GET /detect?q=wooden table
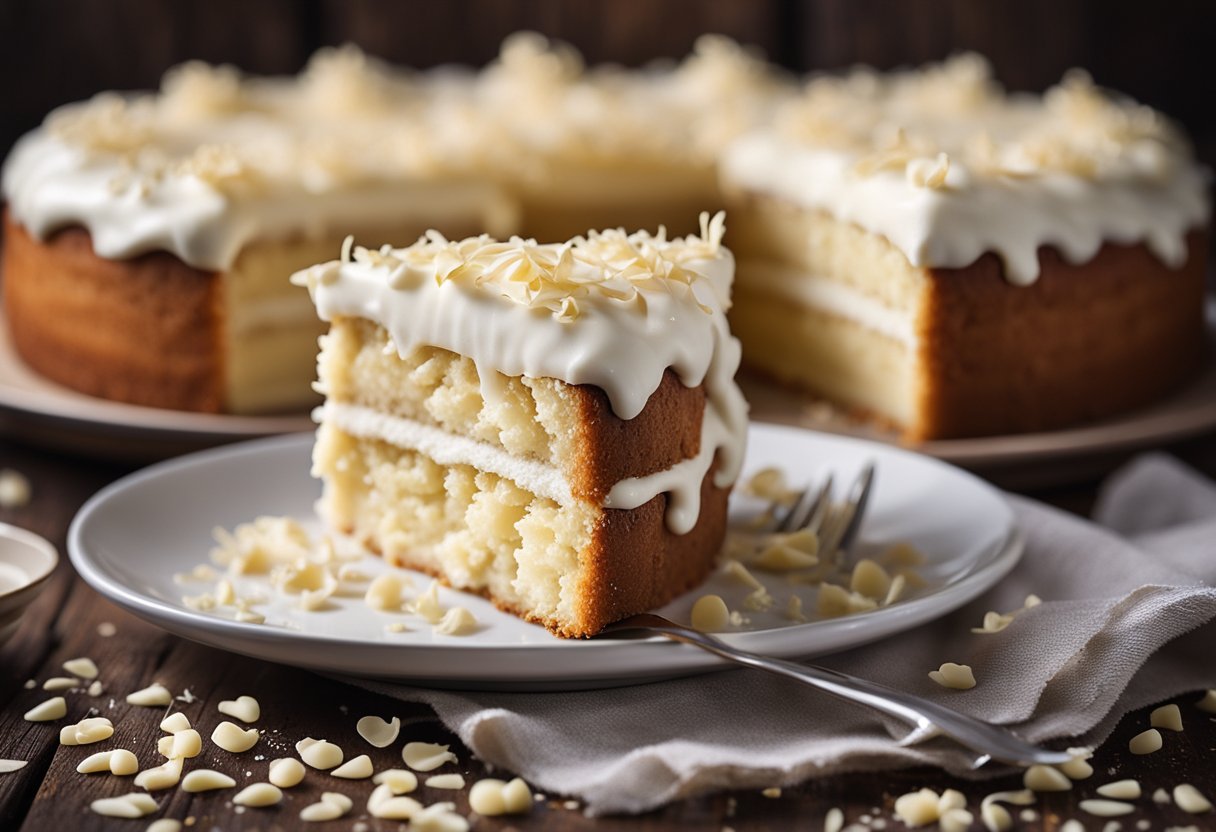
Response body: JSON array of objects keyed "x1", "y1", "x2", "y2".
[{"x1": 3, "y1": 430, "x2": 1216, "y2": 831}]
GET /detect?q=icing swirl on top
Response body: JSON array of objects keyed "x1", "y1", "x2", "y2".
[
  {"x1": 294, "y1": 213, "x2": 749, "y2": 511},
  {"x1": 722, "y1": 54, "x2": 1210, "y2": 285}
]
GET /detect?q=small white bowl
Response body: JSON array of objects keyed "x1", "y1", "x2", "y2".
[{"x1": 0, "y1": 522, "x2": 58, "y2": 644}]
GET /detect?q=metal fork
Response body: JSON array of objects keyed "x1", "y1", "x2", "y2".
[{"x1": 598, "y1": 464, "x2": 1069, "y2": 768}]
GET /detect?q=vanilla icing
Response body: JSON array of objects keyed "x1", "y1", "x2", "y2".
[
  {"x1": 298, "y1": 214, "x2": 749, "y2": 532},
  {"x1": 721, "y1": 56, "x2": 1210, "y2": 285}
]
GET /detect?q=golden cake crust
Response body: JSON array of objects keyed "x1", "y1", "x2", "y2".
[
  {"x1": 3, "y1": 210, "x2": 227, "y2": 412},
  {"x1": 916, "y1": 231, "x2": 1208, "y2": 440}
]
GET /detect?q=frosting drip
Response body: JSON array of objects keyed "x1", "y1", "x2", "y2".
[
  {"x1": 721, "y1": 56, "x2": 1210, "y2": 285},
  {"x1": 297, "y1": 214, "x2": 750, "y2": 532}
]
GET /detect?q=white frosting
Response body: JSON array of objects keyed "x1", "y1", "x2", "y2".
[
  {"x1": 2, "y1": 36, "x2": 786, "y2": 271},
  {"x1": 720, "y1": 56, "x2": 1210, "y2": 285},
  {"x1": 297, "y1": 215, "x2": 749, "y2": 533},
  {"x1": 741, "y1": 263, "x2": 918, "y2": 346},
  {"x1": 322, "y1": 402, "x2": 573, "y2": 505}
]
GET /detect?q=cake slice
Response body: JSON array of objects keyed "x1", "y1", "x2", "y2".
[
  {"x1": 294, "y1": 214, "x2": 748, "y2": 637},
  {"x1": 721, "y1": 56, "x2": 1209, "y2": 440}
]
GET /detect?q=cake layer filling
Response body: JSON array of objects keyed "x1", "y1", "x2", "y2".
[
  {"x1": 322, "y1": 398, "x2": 729, "y2": 534},
  {"x1": 736, "y1": 261, "x2": 918, "y2": 347}
]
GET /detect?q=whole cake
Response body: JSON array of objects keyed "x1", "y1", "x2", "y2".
[
  {"x1": 720, "y1": 56, "x2": 1210, "y2": 440},
  {"x1": 1, "y1": 36, "x2": 786, "y2": 415},
  {"x1": 294, "y1": 213, "x2": 748, "y2": 637}
]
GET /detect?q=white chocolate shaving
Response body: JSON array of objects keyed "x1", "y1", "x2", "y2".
[
  {"x1": 691, "y1": 594, "x2": 731, "y2": 631},
  {"x1": 1023, "y1": 765, "x2": 1071, "y2": 792},
  {"x1": 402, "y1": 741, "x2": 457, "y2": 772},
  {"x1": 373, "y1": 768, "x2": 419, "y2": 794},
  {"x1": 211, "y1": 721, "x2": 260, "y2": 753},
  {"x1": 357, "y1": 715, "x2": 401, "y2": 748},
  {"x1": 427, "y1": 773, "x2": 466, "y2": 790},
  {"x1": 268, "y1": 757, "x2": 306, "y2": 788},
  {"x1": 1097, "y1": 780, "x2": 1141, "y2": 800},
  {"x1": 42, "y1": 677, "x2": 79, "y2": 692},
  {"x1": 126, "y1": 683, "x2": 172, "y2": 707},
  {"x1": 134, "y1": 758, "x2": 184, "y2": 791},
  {"x1": 218, "y1": 695, "x2": 261, "y2": 723},
  {"x1": 59, "y1": 716, "x2": 114, "y2": 746},
  {"x1": 331, "y1": 754, "x2": 373, "y2": 779},
  {"x1": 1151, "y1": 703, "x2": 1183, "y2": 731},
  {"x1": 1174, "y1": 784, "x2": 1213, "y2": 814},
  {"x1": 24, "y1": 696, "x2": 66, "y2": 723},
  {"x1": 76, "y1": 749, "x2": 139, "y2": 775},
  {"x1": 297, "y1": 737, "x2": 344, "y2": 770},
  {"x1": 929, "y1": 663, "x2": 976, "y2": 690},
  {"x1": 233, "y1": 782, "x2": 282, "y2": 807},
  {"x1": 89, "y1": 792, "x2": 157, "y2": 818},
  {"x1": 63, "y1": 657, "x2": 99, "y2": 680},
  {"x1": 1079, "y1": 799, "x2": 1135, "y2": 817},
  {"x1": 1128, "y1": 728, "x2": 1162, "y2": 755},
  {"x1": 182, "y1": 769, "x2": 237, "y2": 792}
]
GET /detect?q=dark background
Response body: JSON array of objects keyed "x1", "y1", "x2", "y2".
[{"x1": 1, "y1": 0, "x2": 1214, "y2": 164}]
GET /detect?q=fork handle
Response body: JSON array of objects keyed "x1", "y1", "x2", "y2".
[{"x1": 631, "y1": 617, "x2": 1069, "y2": 767}]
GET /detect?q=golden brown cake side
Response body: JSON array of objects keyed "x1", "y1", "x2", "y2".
[
  {"x1": 3, "y1": 211, "x2": 227, "y2": 412},
  {"x1": 916, "y1": 232, "x2": 1209, "y2": 440}
]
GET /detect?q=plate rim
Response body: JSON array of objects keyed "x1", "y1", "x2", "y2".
[{"x1": 67, "y1": 427, "x2": 1023, "y2": 685}]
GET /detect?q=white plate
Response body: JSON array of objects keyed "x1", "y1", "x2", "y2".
[
  {"x1": 745, "y1": 300, "x2": 1216, "y2": 486},
  {"x1": 68, "y1": 424, "x2": 1020, "y2": 690},
  {"x1": 0, "y1": 312, "x2": 313, "y2": 459}
]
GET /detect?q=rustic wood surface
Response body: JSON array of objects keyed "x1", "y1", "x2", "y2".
[{"x1": 2, "y1": 430, "x2": 1216, "y2": 830}]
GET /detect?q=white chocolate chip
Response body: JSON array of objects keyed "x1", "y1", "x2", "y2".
[
  {"x1": 824, "y1": 807, "x2": 844, "y2": 832},
  {"x1": 60, "y1": 716, "x2": 114, "y2": 746},
  {"x1": 724, "y1": 560, "x2": 763, "y2": 590},
  {"x1": 297, "y1": 737, "x2": 344, "y2": 770},
  {"x1": 410, "y1": 802, "x2": 469, "y2": 832},
  {"x1": 166, "y1": 729, "x2": 202, "y2": 759},
  {"x1": 373, "y1": 768, "x2": 419, "y2": 794},
  {"x1": 433, "y1": 606, "x2": 478, "y2": 636},
  {"x1": 126, "y1": 683, "x2": 172, "y2": 707},
  {"x1": 87, "y1": 680, "x2": 103, "y2": 697},
  {"x1": 218, "y1": 695, "x2": 261, "y2": 724},
  {"x1": 182, "y1": 769, "x2": 237, "y2": 792},
  {"x1": 233, "y1": 782, "x2": 282, "y2": 807},
  {"x1": 77, "y1": 749, "x2": 138, "y2": 775},
  {"x1": 754, "y1": 534, "x2": 819, "y2": 571},
  {"x1": 268, "y1": 757, "x2": 306, "y2": 788},
  {"x1": 1196, "y1": 689, "x2": 1216, "y2": 713},
  {"x1": 90, "y1": 792, "x2": 157, "y2": 818},
  {"x1": 691, "y1": 594, "x2": 730, "y2": 631},
  {"x1": 235, "y1": 610, "x2": 265, "y2": 624},
  {"x1": 0, "y1": 760, "x2": 27, "y2": 774},
  {"x1": 883, "y1": 574, "x2": 907, "y2": 606},
  {"x1": 414, "y1": 580, "x2": 445, "y2": 623},
  {"x1": 300, "y1": 792, "x2": 352, "y2": 822},
  {"x1": 940, "y1": 808, "x2": 973, "y2": 832},
  {"x1": 1080, "y1": 799, "x2": 1135, "y2": 817},
  {"x1": 212, "y1": 721, "x2": 259, "y2": 753},
  {"x1": 63, "y1": 657, "x2": 99, "y2": 680},
  {"x1": 1128, "y1": 728, "x2": 1162, "y2": 754},
  {"x1": 469, "y1": 779, "x2": 508, "y2": 816},
  {"x1": 368, "y1": 786, "x2": 423, "y2": 819},
  {"x1": 1151, "y1": 703, "x2": 1183, "y2": 731},
  {"x1": 427, "y1": 773, "x2": 466, "y2": 790},
  {"x1": 938, "y1": 789, "x2": 966, "y2": 813},
  {"x1": 980, "y1": 802, "x2": 1012, "y2": 832},
  {"x1": 365, "y1": 573, "x2": 405, "y2": 611},
  {"x1": 894, "y1": 788, "x2": 942, "y2": 826},
  {"x1": 42, "y1": 677, "x2": 79, "y2": 692},
  {"x1": 160, "y1": 712, "x2": 191, "y2": 734},
  {"x1": 23, "y1": 696, "x2": 66, "y2": 722},
  {"x1": 134, "y1": 759, "x2": 184, "y2": 791},
  {"x1": 1023, "y1": 765, "x2": 1072, "y2": 792},
  {"x1": 1098, "y1": 780, "x2": 1141, "y2": 800},
  {"x1": 1059, "y1": 747, "x2": 1094, "y2": 780},
  {"x1": 0, "y1": 469, "x2": 31, "y2": 507},
  {"x1": 761, "y1": 787, "x2": 781, "y2": 798},
  {"x1": 502, "y1": 777, "x2": 533, "y2": 814},
  {"x1": 357, "y1": 715, "x2": 401, "y2": 748},
  {"x1": 850, "y1": 559, "x2": 891, "y2": 600},
  {"x1": 1060, "y1": 822, "x2": 1085, "y2": 832},
  {"x1": 1174, "y1": 784, "x2": 1213, "y2": 814},
  {"x1": 402, "y1": 741, "x2": 457, "y2": 772},
  {"x1": 929, "y1": 663, "x2": 976, "y2": 690},
  {"x1": 147, "y1": 820, "x2": 182, "y2": 832},
  {"x1": 1153, "y1": 787, "x2": 1172, "y2": 804},
  {"x1": 156, "y1": 735, "x2": 174, "y2": 757},
  {"x1": 331, "y1": 754, "x2": 373, "y2": 779}
]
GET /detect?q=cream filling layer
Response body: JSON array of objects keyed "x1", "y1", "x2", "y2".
[
  {"x1": 739, "y1": 261, "x2": 918, "y2": 347},
  {"x1": 320, "y1": 400, "x2": 726, "y2": 535}
]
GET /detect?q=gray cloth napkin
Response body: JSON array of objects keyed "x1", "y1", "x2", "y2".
[{"x1": 354, "y1": 453, "x2": 1216, "y2": 815}]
